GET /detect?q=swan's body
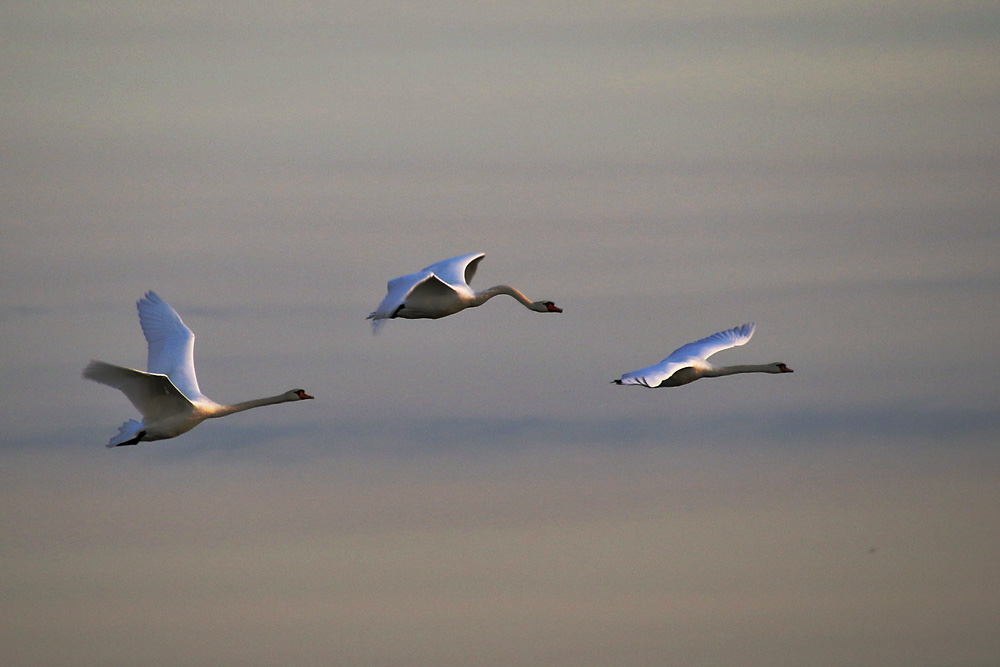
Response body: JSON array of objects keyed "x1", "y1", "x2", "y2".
[
  {"x1": 614, "y1": 322, "x2": 793, "y2": 388},
  {"x1": 84, "y1": 291, "x2": 313, "y2": 447},
  {"x1": 367, "y1": 252, "x2": 562, "y2": 332}
]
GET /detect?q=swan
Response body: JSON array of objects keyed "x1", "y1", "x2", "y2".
[
  {"x1": 83, "y1": 291, "x2": 314, "y2": 447},
  {"x1": 367, "y1": 252, "x2": 562, "y2": 332},
  {"x1": 613, "y1": 322, "x2": 793, "y2": 388}
]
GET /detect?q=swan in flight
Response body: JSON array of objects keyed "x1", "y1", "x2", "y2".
[
  {"x1": 613, "y1": 322, "x2": 793, "y2": 388},
  {"x1": 83, "y1": 291, "x2": 314, "y2": 447},
  {"x1": 367, "y1": 252, "x2": 562, "y2": 332}
]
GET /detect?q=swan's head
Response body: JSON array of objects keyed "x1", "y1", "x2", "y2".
[
  {"x1": 534, "y1": 300, "x2": 563, "y2": 313},
  {"x1": 773, "y1": 363, "x2": 793, "y2": 373},
  {"x1": 287, "y1": 389, "x2": 315, "y2": 400}
]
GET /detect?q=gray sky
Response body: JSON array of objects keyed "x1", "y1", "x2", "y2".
[{"x1": 2, "y1": 2, "x2": 999, "y2": 665}]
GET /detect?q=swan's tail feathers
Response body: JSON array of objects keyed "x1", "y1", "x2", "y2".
[{"x1": 108, "y1": 420, "x2": 143, "y2": 447}]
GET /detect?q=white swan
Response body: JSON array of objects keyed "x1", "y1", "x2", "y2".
[
  {"x1": 83, "y1": 291, "x2": 314, "y2": 447},
  {"x1": 613, "y1": 322, "x2": 793, "y2": 388},
  {"x1": 367, "y1": 252, "x2": 562, "y2": 332}
]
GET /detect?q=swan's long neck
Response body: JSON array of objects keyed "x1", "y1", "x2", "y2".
[
  {"x1": 472, "y1": 285, "x2": 545, "y2": 311},
  {"x1": 703, "y1": 364, "x2": 782, "y2": 377},
  {"x1": 211, "y1": 394, "x2": 296, "y2": 418}
]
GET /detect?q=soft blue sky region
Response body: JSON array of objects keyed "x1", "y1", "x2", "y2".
[{"x1": 2, "y1": 2, "x2": 999, "y2": 665}]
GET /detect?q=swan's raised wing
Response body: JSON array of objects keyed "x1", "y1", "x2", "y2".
[
  {"x1": 616, "y1": 323, "x2": 756, "y2": 388},
  {"x1": 83, "y1": 360, "x2": 194, "y2": 420},
  {"x1": 664, "y1": 322, "x2": 756, "y2": 363},
  {"x1": 422, "y1": 252, "x2": 485, "y2": 289},
  {"x1": 137, "y1": 291, "x2": 205, "y2": 401}
]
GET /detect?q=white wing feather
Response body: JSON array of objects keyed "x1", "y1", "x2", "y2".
[
  {"x1": 662, "y1": 322, "x2": 756, "y2": 364},
  {"x1": 137, "y1": 291, "x2": 205, "y2": 400},
  {"x1": 82, "y1": 360, "x2": 194, "y2": 421}
]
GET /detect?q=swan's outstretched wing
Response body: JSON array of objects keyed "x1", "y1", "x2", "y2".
[
  {"x1": 662, "y1": 322, "x2": 756, "y2": 364},
  {"x1": 83, "y1": 360, "x2": 194, "y2": 421},
  {"x1": 137, "y1": 291, "x2": 205, "y2": 400},
  {"x1": 617, "y1": 323, "x2": 756, "y2": 387},
  {"x1": 422, "y1": 253, "x2": 485, "y2": 289}
]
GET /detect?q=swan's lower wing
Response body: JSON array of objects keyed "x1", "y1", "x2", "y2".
[
  {"x1": 402, "y1": 274, "x2": 465, "y2": 316},
  {"x1": 617, "y1": 360, "x2": 689, "y2": 388},
  {"x1": 370, "y1": 272, "x2": 426, "y2": 323},
  {"x1": 83, "y1": 361, "x2": 194, "y2": 420}
]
